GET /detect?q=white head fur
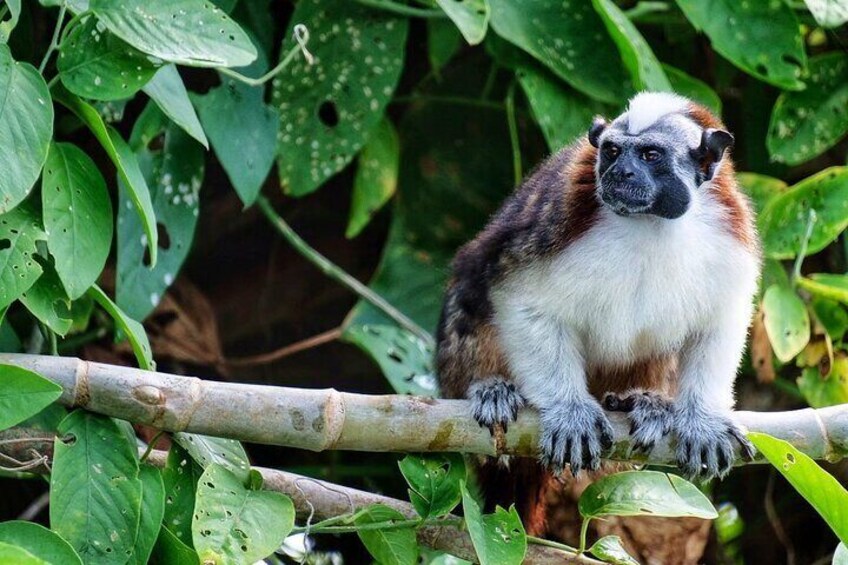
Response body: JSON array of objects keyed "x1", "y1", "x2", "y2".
[{"x1": 625, "y1": 91, "x2": 691, "y2": 134}]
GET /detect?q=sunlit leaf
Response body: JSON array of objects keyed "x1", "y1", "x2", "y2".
[
  {"x1": 737, "y1": 172, "x2": 787, "y2": 217},
  {"x1": 797, "y1": 358, "x2": 848, "y2": 408},
  {"x1": 172, "y1": 432, "x2": 250, "y2": 483},
  {"x1": 588, "y1": 536, "x2": 639, "y2": 565},
  {"x1": 762, "y1": 284, "x2": 810, "y2": 363},
  {"x1": 804, "y1": 0, "x2": 848, "y2": 27},
  {"x1": 0, "y1": 543, "x2": 45, "y2": 565},
  {"x1": 399, "y1": 453, "x2": 465, "y2": 519},
  {"x1": 0, "y1": 522, "x2": 82, "y2": 565}
]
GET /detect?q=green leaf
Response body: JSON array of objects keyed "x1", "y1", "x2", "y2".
[
  {"x1": 588, "y1": 536, "x2": 639, "y2": 565},
  {"x1": 748, "y1": 432, "x2": 848, "y2": 545},
  {"x1": 162, "y1": 443, "x2": 203, "y2": 544},
  {"x1": 737, "y1": 172, "x2": 788, "y2": 217},
  {"x1": 767, "y1": 53, "x2": 848, "y2": 166},
  {"x1": 354, "y1": 504, "x2": 419, "y2": 565},
  {"x1": 19, "y1": 263, "x2": 73, "y2": 336},
  {"x1": 152, "y1": 526, "x2": 199, "y2": 565},
  {"x1": 0, "y1": 364, "x2": 62, "y2": 431},
  {"x1": 42, "y1": 142, "x2": 113, "y2": 299},
  {"x1": 192, "y1": 464, "x2": 295, "y2": 564},
  {"x1": 835, "y1": 542, "x2": 848, "y2": 565},
  {"x1": 88, "y1": 284, "x2": 154, "y2": 369},
  {"x1": 142, "y1": 65, "x2": 208, "y2": 149},
  {"x1": 812, "y1": 298, "x2": 848, "y2": 341},
  {"x1": 128, "y1": 464, "x2": 166, "y2": 565},
  {"x1": 762, "y1": 284, "x2": 810, "y2": 363},
  {"x1": 427, "y1": 19, "x2": 462, "y2": 75},
  {"x1": 664, "y1": 65, "x2": 721, "y2": 114},
  {"x1": 0, "y1": 44, "x2": 53, "y2": 214},
  {"x1": 117, "y1": 104, "x2": 204, "y2": 322},
  {"x1": 674, "y1": 0, "x2": 806, "y2": 90},
  {"x1": 398, "y1": 453, "x2": 465, "y2": 519},
  {"x1": 435, "y1": 0, "x2": 488, "y2": 45},
  {"x1": 0, "y1": 522, "x2": 82, "y2": 565},
  {"x1": 273, "y1": 0, "x2": 409, "y2": 196},
  {"x1": 347, "y1": 118, "x2": 399, "y2": 238},
  {"x1": 797, "y1": 359, "x2": 848, "y2": 408},
  {"x1": 0, "y1": 0, "x2": 20, "y2": 43},
  {"x1": 578, "y1": 471, "x2": 718, "y2": 519},
  {"x1": 58, "y1": 15, "x2": 160, "y2": 101},
  {"x1": 0, "y1": 543, "x2": 46, "y2": 565},
  {"x1": 488, "y1": 0, "x2": 629, "y2": 104},
  {"x1": 172, "y1": 432, "x2": 250, "y2": 483},
  {"x1": 592, "y1": 0, "x2": 671, "y2": 92},
  {"x1": 50, "y1": 411, "x2": 143, "y2": 564},
  {"x1": 53, "y1": 85, "x2": 159, "y2": 267},
  {"x1": 0, "y1": 203, "x2": 46, "y2": 310},
  {"x1": 714, "y1": 502, "x2": 745, "y2": 543},
  {"x1": 460, "y1": 481, "x2": 526, "y2": 565},
  {"x1": 804, "y1": 0, "x2": 848, "y2": 28},
  {"x1": 90, "y1": 0, "x2": 257, "y2": 68},
  {"x1": 758, "y1": 167, "x2": 848, "y2": 260},
  {"x1": 798, "y1": 274, "x2": 848, "y2": 305}
]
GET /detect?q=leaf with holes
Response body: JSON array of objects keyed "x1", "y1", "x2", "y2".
[
  {"x1": 88, "y1": 284, "x2": 153, "y2": 370},
  {"x1": 90, "y1": 0, "x2": 256, "y2": 67},
  {"x1": 804, "y1": 0, "x2": 848, "y2": 27},
  {"x1": 762, "y1": 284, "x2": 810, "y2": 363},
  {"x1": 0, "y1": 364, "x2": 62, "y2": 431},
  {"x1": 117, "y1": 104, "x2": 204, "y2": 322},
  {"x1": 0, "y1": 203, "x2": 45, "y2": 310},
  {"x1": 759, "y1": 167, "x2": 848, "y2": 260},
  {"x1": 0, "y1": 45, "x2": 53, "y2": 214},
  {"x1": 42, "y1": 142, "x2": 113, "y2": 300},
  {"x1": 435, "y1": 0, "x2": 488, "y2": 45},
  {"x1": 749, "y1": 432, "x2": 848, "y2": 544},
  {"x1": 0, "y1": 522, "x2": 82, "y2": 565},
  {"x1": 172, "y1": 432, "x2": 250, "y2": 484},
  {"x1": 399, "y1": 453, "x2": 465, "y2": 519},
  {"x1": 589, "y1": 536, "x2": 639, "y2": 565},
  {"x1": 162, "y1": 443, "x2": 204, "y2": 544},
  {"x1": 797, "y1": 357, "x2": 848, "y2": 408},
  {"x1": 664, "y1": 65, "x2": 721, "y2": 114},
  {"x1": 0, "y1": 0, "x2": 21, "y2": 43},
  {"x1": 192, "y1": 464, "x2": 295, "y2": 564},
  {"x1": 488, "y1": 0, "x2": 629, "y2": 104},
  {"x1": 50, "y1": 410, "x2": 143, "y2": 565},
  {"x1": 674, "y1": 0, "x2": 806, "y2": 90},
  {"x1": 273, "y1": 0, "x2": 408, "y2": 196},
  {"x1": 347, "y1": 118, "x2": 399, "y2": 238},
  {"x1": 127, "y1": 464, "x2": 166, "y2": 565},
  {"x1": 58, "y1": 15, "x2": 160, "y2": 101},
  {"x1": 142, "y1": 65, "x2": 208, "y2": 149},
  {"x1": 737, "y1": 172, "x2": 788, "y2": 217},
  {"x1": 355, "y1": 504, "x2": 419, "y2": 565},
  {"x1": 461, "y1": 481, "x2": 526, "y2": 565},
  {"x1": 20, "y1": 264, "x2": 72, "y2": 336},
  {"x1": 767, "y1": 53, "x2": 848, "y2": 166}
]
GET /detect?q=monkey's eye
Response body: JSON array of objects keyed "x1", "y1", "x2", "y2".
[
  {"x1": 641, "y1": 149, "x2": 662, "y2": 162},
  {"x1": 603, "y1": 144, "x2": 620, "y2": 159}
]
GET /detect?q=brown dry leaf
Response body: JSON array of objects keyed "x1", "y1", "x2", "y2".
[{"x1": 751, "y1": 305, "x2": 776, "y2": 383}]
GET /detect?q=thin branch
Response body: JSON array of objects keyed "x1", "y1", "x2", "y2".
[
  {"x1": 791, "y1": 209, "x2": 817, "y2": 287},
  {"x1": 218, "y1": 24, "x2": 314, "y2": 87},
  {"x1": 223, "y1": 327, "x2": 342, "y2": 367},
  {"x1": 353, "y1": 0, "x2": 447, "y2": 18},
  {"x1": 38, "y1": 4, "x2": 67, "y2": 74}
]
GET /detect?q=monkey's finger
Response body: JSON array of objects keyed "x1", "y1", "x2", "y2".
[{"x1": 728, "y1": 426, "x2": 756, "y2": 461}]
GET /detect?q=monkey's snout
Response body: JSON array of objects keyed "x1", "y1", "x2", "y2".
[{"x1": 601, "y1": 184, "x2": 652, "y2": 216}]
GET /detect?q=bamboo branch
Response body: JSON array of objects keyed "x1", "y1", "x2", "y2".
[{"x1": 2, "y1": 354, "x2": 846, "y2": 466}]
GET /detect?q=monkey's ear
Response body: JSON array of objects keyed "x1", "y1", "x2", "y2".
[
  {"x1": 588, "y1": 117, "x2": 608, "y2": 148},
  {"x1": 693, "y1": 128, "x2": 734, "y2": 179}
]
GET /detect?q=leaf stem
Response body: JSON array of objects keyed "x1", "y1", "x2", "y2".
[
  {"x1": 506, "y1": 80, "x2": 522, "y2": 187},
  {"x1": 527, "y1": 535, "x2": 581, "y2": 554},
  {"x1": 353, "y1": 0, "x2": 447, "y2": 18},
  {"x1": 38, "y1": 4, "x2": 67, "y2": 74},
  {"x1": 256, "y1": 195, "x2": 434, "y2": 347},
  {"x1": 791, "y1": 209, "x2": 817, "y2": 287},
  {"x1": 218, "y1": 25, "x2": 313, "y2": 87},
  {"x1": 578, "y1": 517, "x2": 591, "y2": 553},
  {"x1": 140, "y1": 430, "x2": 166, "y2": 462}
]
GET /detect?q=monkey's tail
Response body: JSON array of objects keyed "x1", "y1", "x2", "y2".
[{"x1": 474, "y1": 456, "x2": 553, "y2": 536}]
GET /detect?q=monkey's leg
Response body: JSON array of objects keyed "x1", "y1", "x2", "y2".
[
  {"x1": 603, "y1": 390, "x2": 673, "y2": 454},
  {"x1": 469, "y1": 377, "x2": 525, "y2": 434}
]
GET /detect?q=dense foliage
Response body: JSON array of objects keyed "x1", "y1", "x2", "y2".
[{"x1": 0, "y1": 0, "x2": 848, "y2": 563}]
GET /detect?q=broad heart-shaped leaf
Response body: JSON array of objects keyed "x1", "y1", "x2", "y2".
[
  {"x1": 90, "y1": 0, "x2": 256, "y2": 68},
  {"x1": 588, "y1": 536, "x2": 639, "y2": 565},
  {"x1": 759, "y1": 167, "x2": 848, "y2": 260},
  {"x1": 42, "y1": 142, "x2": 113, "y2": 299},
  {"x1": 398, "y1": 453, "x2": 465, "y2": 519},
  {"x1": 142, "y1": 65, "x2": 208, "y2": 149},
  {"x1": 797, "y1": 357, "x2": 848, "y2": 408},
  {"x1": 737, "y1": 172, "x2": 788, "y2": 217},
  {"x1": 762, "y1": 284, "x2": 810, "y2": 363},
  {"x1": 163, "y1": 443, "x2": 204, "y2": 544},
  {"x1": 749, "y1": 432, "x2": 848, "y2": 545},
  {"x1": 674, "y1": 0, "x2": 806, "y2": 90},
  {"x1": 798, "y1": 274, "x2": 848, "y2": 305},
  {"x1": 273, "y1": 0, "x2": 408, "y2": 196},
  {"x1": 88, "y1": 284, "x2": 154, "y2": 370},
  {"x1": 152, "y1": 526, "x2": 199, "y2": 564},
  {"x1": 50, "y1": 410, "x2": 143, "y2": 564},
  {"x1": 117, "y1": 104, "x2": 204, "y2": 322},
  {"x1": 435, "y1": 0, "x2": 488, "y2": 45},
  {"x1": 460, "y1": 481, "x2": 526, "y2": 565},
  {"x1": 663, "y1": 65, "x2": 721, "y2": 114},
  {"x1": 592, "y1": 0, "x2": 671, "y2": 92},
  {"x1": 0, "y1": 203, "x2": 46, "y2": 310},
  {"x1": 347, "y1": 117, "x2": 399, "y2": 238},
  {"x1": 488, "y1": 0, "x2": 630, "y2": 104},
  {"x1": 0, "y1": 364, "x2": 62, "y2": 431},
  {"x1": 192, "y1": 464, "x2": 295, "y2": 564},
  {"x1": 354, "y1": 504, "x2": 419, "y2": 565},
  {"x1": 128, "y1": 464, "x2": 166, "y2": 565},
  {"x1": 578, "y1": 471, "x2": 718, "y2": 519},
  {"x1": 172, "y1": 432, "x2": 251, "y2": 484},
  {"x1": 58, "y1": 15, "x2": 160, "y2": 101},
  {"x1": 20, "y1": 263, "x2": 73, "y2": 336},
  {"x1": 0, "y1": 543, "x2": 45, "y2": 565},
  {"x1": 0, "y1": 45, "x2": 53, "y2": 214},
  {"x1": 53, "y1": 85, "x2": 159, "y2": 266},
  {"x1": 767, "y1": 53, "x2": 848, "y2": 166},
  {"x1": 0, "y1": 0, "x2": 21, "y2": 43},
  {"x1": 0, "y1": 522, "x2": 82, "y2": 565},
  {"x1": 193, "y1": 75, "x2": 277, "y2": 207},
  {"x1": 804, "y1": 0, "x2": 848, "y2": 27}
]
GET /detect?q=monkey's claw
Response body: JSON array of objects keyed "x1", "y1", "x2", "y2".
[
  {"x1": 468, "y1": 377, "x2": 525, "y2": 434},
  {"x1": 673, "y1": 408, "x2": 754, "y2": 481},
  {"x1": 603, "y1": 390, "x2": 673, "y2": 455},
  {"x1": 539, "y1": 400, "x2": 613, "y2": 476}
]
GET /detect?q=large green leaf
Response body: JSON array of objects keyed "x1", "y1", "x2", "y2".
[
  {"x1": 142, "y1": 65, "x2": 208, "y2": 149},
  {"x1": 355, "y1": 505, "x2": 419, "y2": 565},
  {"x1": 19, "y1": 263, "x2": 73, "y2": 336},
  {"x1": 0, "y1": 543, "x2": 45, "y2": 565},
  {"x1": 58, "y1": 16, "x2": 160, "y2": 101},
  {"x1": 460, "y1": 481, "x2": 526, "y2": 565},
  {"x1": 749, "y1": 432, "x2": 848, "y2": 544},
  {"x1": 50, "y1": 411, "x2": 143, "y2": 565},
  {"x1": 674, "y1": 0, "x2": 805, "y2": 90},
  {"x1": 42, "y1": 142, "x2": 113, "y2": 300},
  {"x1": 162, "y1": 443, "x2": 203, "y2": 544},
  {"x1": 0, "y1": 44, "x2": 53, "y2": 213},
  {"x1": 0, "y1": 522, "x2": 82, "y2": 565},
  {"x1": 737, "y1": 172, "x2": 787, "y2": 217},
  {"x1": 797, "y1": 358, "x2": 848, "y2": 408},
  {"x1": 398, "y1": 453, "x2": 465, "y2": 519},
  {"x1": 0, "y1": 364, "x2": 62, "y2": 431},
  {"x1": 435, "y1": 0, "x2": 488, "y2": 45},
  {"x1": 488, "y1": 0, "x2": 630, "y2": 104},
  {"x1": 0, "y1": 203, "x2": 46, "y2": 310},
  {"x1": 588, "y1": 536, "x2": 639, "y2": 565},
  {"x1": 128, "y1": 464, "x2": 166, "y2": 565},
  {"x1": 90, "y1": 0, "x2": 257, "y2": 68},
  {"x1": 759, "y1": 167, "x2": 848, "y2": 260},
  {"x1": 767, "y1": 53, "x2": 848, "y2": 166},
  {"x1": 192, "y1": 464, "x2": 295, "y2": 564},
  {"x1": 804, "y1": 0, "x2": 848, "y2": 27},
  {"x1": 664, "y1": 65, "x2": 721, "y2": 114},
  {"x1": 172, "y1": 432, "x2": 250, "y2": 484},
  {"x1": 762, "y1": 284, "x2": 810, "y2": 363},
  {"x1": 273, "y1": 0, "x2": 409, "y2": 196},
  {"x1": 347, "y1": 117, "x2": 399, "y2": 238},
  {"x1": 88, "y1": 284, "x2": 154, "y2": 370}
]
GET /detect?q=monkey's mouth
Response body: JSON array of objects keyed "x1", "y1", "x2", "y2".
[{"x1": 600, "y1": 186, "x2": 652, "y2": 216}]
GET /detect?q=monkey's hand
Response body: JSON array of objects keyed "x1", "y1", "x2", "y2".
[
  {"x1": 603, "y1": 390, "x2": 673, "y2": 455},
  {"x1": 539, "y1": 399, "x2": 613, "y2": 476},
  {"x1": 468, "y1": 377, "x2": 525, "y2": 434},
  {"x1": 673, "y1": 407, "x2": 755, "y2": 480}
]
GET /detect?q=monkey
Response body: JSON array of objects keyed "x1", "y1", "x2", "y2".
[{"x1": 435, "y1": 92, "x2": 759, "y2": 535}]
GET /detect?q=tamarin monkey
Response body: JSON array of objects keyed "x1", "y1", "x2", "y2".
[{"x1": 436, "y1": 92, "x2": 759, "y2": 535}]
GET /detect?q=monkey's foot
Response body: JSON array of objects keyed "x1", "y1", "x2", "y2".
[
  {"x1": 539, "y1": 399, "x2": 613, "y2": 476},
  {"x1": 673, "y1": 407, "x2": 755, "y2": 480},
  {"x1": 603, "y1": 390, "x2": 673, "y2": 454},
  {"x1": 468, "y1": 376, "x2": 525, "y2": 434}
]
